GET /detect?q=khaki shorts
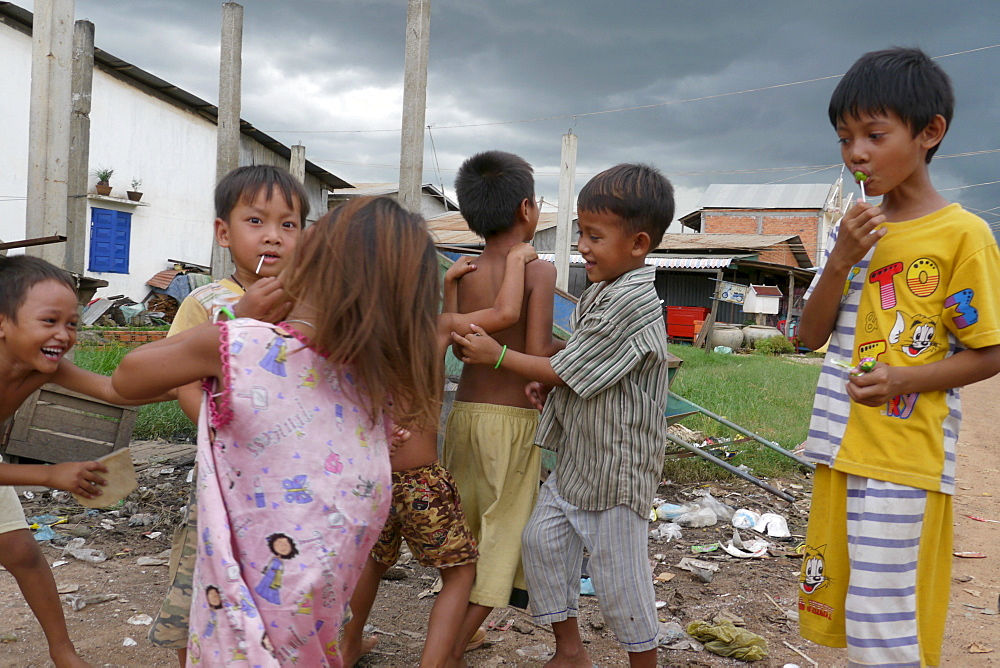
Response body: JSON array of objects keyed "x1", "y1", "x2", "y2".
[
  {"x1": 0, "y1": 485, "x2": 29, "y2": 536},
  {"x1": 371, "y1": 461, "x2": 478, "y2": 569}
]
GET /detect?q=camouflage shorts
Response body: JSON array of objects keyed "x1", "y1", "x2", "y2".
[
  {"x1": 371, "y1": 461, "x2": 479, "y2": 569},
  {"x1": 148, "y1": 482, "x2": 197, "y2": 650}
]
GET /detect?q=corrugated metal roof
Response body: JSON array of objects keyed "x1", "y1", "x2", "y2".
[
  {"x1": 537, "y1": 253, "x2": 733, "y2": 269},
  {"x1": 145, "y1": 269, "x2": 178, "y2": 289},
  {"x1": 657, "y1": 233, "x2": 798, "y2": 250},
  {"x1": 426, "y1": 212, "x2": 558, "y2": 245},
  {"x1": 697, "y1": 183, "x2": 833, "y2": 210}
]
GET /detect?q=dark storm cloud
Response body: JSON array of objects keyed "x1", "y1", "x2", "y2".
[{"x1": 29, "y1": 0, "x2": 1000, "y2": 227}]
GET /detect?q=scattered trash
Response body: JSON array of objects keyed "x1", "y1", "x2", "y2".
[
  {"x1": 675, "y1": 506, "x2": 718, "y2": 528},
  {"x1": 655, "y1": 572, "x2": 675, "y2": 583},
  {"x1": 417, "y1": 576, "x2": 443, "y2": 599},
  {"x1": 62, "y1": 538, "x2": 107, "y2": 563},
  {"x1": 676, "y1": 557, "x2": 718, "y2": 583},
  {"x1": 713, "y1": 346, "x2": 734, "y2": 354},
  {"x1": 127, "y1": 614, "x2": 153, "y2": 625},
  {"x1": 122, "y1": 637, "x2": 138, "y2": 647},
  {"x1": 136, "y1": 556, "x2": 169, "y2": 566},
  {"x1": 0, "y1": 633, "x2": 17, "y2": 644},
  {"x1": 515, "y1": 644, "x2": 554, "y2": 661},
  {"x1": 51, "y1": 560, "x2": 69, "y2": 568},
  {"x1": 28, "y1": 514, "x2": 66, "y2": 527},
  {"x1": 655, "y1": 502, "x2": 686, "y2": 521},
  {"x1": 580, "y1": 577, "x2": 596, "y2": 596},
  {"x1": 144, "y1": 531, "x2": 163, "y2": 540},
  {"x1": 33, "y1": 525, "x2": 58, "y2": 542},
  {"x1": 56, "y1": 584, "x2": 79, "y2": 594},
  {"x1": 722, "y1": 530, "x2": 770, "y2": 559},
  {"x1": 782, "y1": 639, "x2": 819, "y2": 667},
  {"x1": 649, "y1": 523, "x2": 682, "y2": 542},
  {"x1": 968, "y1": 642, "x2": 994, "y2": 654},
  {"x1": 691, "y1": 543, "x2": 720, "y2": 554},
  {"x1": 695, "y1": 490, "x2": 735, "y2": 521},
  {"x1": 100, "y1": 520, "x2": 116, "y2": 531},
  {"x1": 655, "y1": 601, "x2": 667, "y2": 609},
  {"x1": 732, "y1": 509, "x2": 761, "y2": 529},
  {"x1": 127, "y1": 513, "x2": 158, "y2": 527},
  {"x1": 687, "y1": 619, "x2": 768, "y2": 661},
  {"x1": 966, "y1": 515, "x2": 1000, "y2": 524},
  {"x1": 511, "y1": 620, "x2": 535, "y2": 635},
  {"x1": 22, "y1": 491, "x2": 34, "y2": 500},
  {"x1": 64, "y1": 593, "x2": 118, "y2": 611},
  {"x1": 954, "y1": 551, "x2": 987, "y2": 559},
  {"x1": 753, "y1": 513, "x2": 790, "y2": 538},
  {"x1": 657, "y1": 621, "x2": 703, "y2": 650}
]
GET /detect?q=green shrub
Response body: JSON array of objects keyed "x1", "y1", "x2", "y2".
[{"x1": 753, "y1": 335, "x2": 795, "y2": 356}]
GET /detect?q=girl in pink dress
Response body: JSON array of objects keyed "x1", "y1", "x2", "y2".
[{"x1": 112, "y1": 197, "x2": 444, "y2": 667}]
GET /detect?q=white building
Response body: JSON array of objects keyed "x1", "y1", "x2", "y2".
[{"x1": 0, "y1": 3, "x2": 350, "y2": 300}]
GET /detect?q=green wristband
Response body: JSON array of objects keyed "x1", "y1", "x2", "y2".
[{"x1": 494, "y1": 344, "x2": 508, "y2": 369}]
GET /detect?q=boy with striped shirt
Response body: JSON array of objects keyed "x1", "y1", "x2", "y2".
[
  {"x1": 797, "y1": 47, "x2": 1000, "y2": 666},
  {"x1": 452, "y1": 163, "x2": 674, "y2": 667}
]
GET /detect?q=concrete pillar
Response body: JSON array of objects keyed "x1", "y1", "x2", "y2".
[
  {"x1": 25, "y1": 0, "x2": 75, "y2": 266},
  {"x1": 398, "y1": 0, "x2": 430, "y2": 213},
  {"x1": 555, "y1": 131, "x2": 577, "y2": 292},
  {"x1": 66, "y1": 19, "x2": 94, "y2": 276},
  {"x1": 212, "y1": 1, "x2": 243, "y2": 279},
  {"x1": 290, "y1": 143, "x2": 306, "y2": 184}
]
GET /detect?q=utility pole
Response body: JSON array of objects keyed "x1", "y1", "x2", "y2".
[
  {"x1": 25, "y1": 0, "x2": 75, "y2": 266},
  {"x1": 212, "y1": 1, "x2": 243, "y2": 279},
  {"x1": 398, "y1": 0, "x2": 430, "y2": 213},
  {"x1": 555, "y1": 130, "x2": 577, "y2": 292},
  {"x1": 289, "y1": 143, "x2": 306, "y2": 184},
  {"x1": 66, "y1": 19, "x2": 94, "y2": 276}
]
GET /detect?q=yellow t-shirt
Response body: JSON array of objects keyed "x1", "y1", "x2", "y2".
[
  {"x1": 815, "y1": 204, "x2": 1000, "y2": 493},
  {"x1": 167, "y1": 278, "x2": 244, "y2": 337}
]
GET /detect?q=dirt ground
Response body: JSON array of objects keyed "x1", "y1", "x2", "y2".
[{"x1": 1, "y1": 373, "x2": 997, "y2": 667}]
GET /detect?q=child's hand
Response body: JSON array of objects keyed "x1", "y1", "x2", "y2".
[
  {"x1": 233, "y1": 277, "x2": 294, "y2": 323},
  {"x1": 450, "y1": 324, "x2": 504, "y2": 366},
  {"x1": 445, "y1": 257, "x2": 478, "y2": 283},
  {"x1": 388, "y1": 425, "x2": 411, "y2": 457},
  {"x1": 831, "y1": 201, "x2": 887, "y2": 268},
  {"x1": 508, "y1": 242, "x2": 538, "y2": 265},
  {"x1": 525, "y1": 381, "x2": 551, "y2": 411},
  {"x1": 846, "y1": 361, "x2": 901, "y2": 406},
  {"x1": 47, "y1": 461, "x2": 108, "y2": 498}
]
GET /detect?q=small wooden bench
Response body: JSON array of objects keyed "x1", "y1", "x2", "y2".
[{"x1": 1, "y1": 384, "x2": 136, "y2": 464}]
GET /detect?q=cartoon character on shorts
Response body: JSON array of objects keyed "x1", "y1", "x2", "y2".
[{"x1": 799, "y1": 545, "x2": 831, "y2": 595}]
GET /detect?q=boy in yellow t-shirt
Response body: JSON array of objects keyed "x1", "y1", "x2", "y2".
[
  {"x1": 797, "y1": 48, "x2": 1000, "y2": 666},
  {"x1": 149, "y1": 165, "x2": 307, "y2": 666}
]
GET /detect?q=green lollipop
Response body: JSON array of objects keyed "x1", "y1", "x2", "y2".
[{"x1": 853, "y1": 171, "x2": 868, "y2": 201}]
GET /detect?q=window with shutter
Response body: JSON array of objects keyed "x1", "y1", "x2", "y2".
[{"x1": 88, "y1": 208, "x2": 131, "y2": 274}]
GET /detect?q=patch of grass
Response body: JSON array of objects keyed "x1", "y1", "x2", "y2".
[
  {"x1": 74, "y1": 345, "x2": 195, "y2": 441},
  {"x1": 666, "y1": 345, "x2": 820, "y2": 481}
]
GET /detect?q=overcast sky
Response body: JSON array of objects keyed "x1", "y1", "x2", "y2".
[{"x1": 17, "y1": 1, "x2": 1000, "y2": 234}]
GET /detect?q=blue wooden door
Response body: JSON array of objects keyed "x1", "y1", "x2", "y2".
[{"x1": 89, "y1": 208, "x2": 131, "y2": 274}]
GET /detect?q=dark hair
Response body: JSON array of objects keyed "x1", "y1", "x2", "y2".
[
  {"x1": 829, "y1": 47, "x2": 954, "y2": 162},
  {"x1": 205, "y1": 585, "x2": 223, "y2": 609},
  {"x1": 214, "y1": 165, "x2": 311, "y2": 224},
  {"x1": 454, "y1": 151, "x2": 534, "y2": 238},
  {"x1": 266, "y1": 532, "x2": 299, "y2": 559},
  {"x1": 577, "y1": 164, "x2": 674, "y2": 248},
  {"x1": 282, "y1": 197, "x2": 441, "y2": 433},
  {"x1": 0, "y1": 255, "x2": 76, "y2": 322}
]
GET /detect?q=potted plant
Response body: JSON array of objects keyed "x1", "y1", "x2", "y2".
[
  {"x1": 93, "y1": 166, "x2": 114, "y2": 196},
  {"x1": 127, "y1": 178, "x2": 143, "y2": 202}
]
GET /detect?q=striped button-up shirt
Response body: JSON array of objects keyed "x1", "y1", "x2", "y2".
[{"x1": 536, "y1": 265, "x2": 670, "y2": 517}]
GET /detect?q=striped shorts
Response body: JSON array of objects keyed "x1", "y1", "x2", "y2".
[
  {"x1": 521, "y1": 475, "x2": 658, "y2": 653},
  {"x1": 798, "y1": 465, "x2": 952, "y2": 667}
]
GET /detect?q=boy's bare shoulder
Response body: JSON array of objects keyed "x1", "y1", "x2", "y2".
[{"x1": 525, "y1": 258, "x2": 556, "y2": 285}]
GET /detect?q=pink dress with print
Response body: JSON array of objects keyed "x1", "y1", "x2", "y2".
[{"x1": 187, "y1": 320, "x2": 390, "y2": 667}]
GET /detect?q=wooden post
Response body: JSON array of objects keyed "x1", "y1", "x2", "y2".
[
  {"x1": 398, "y1": 0, "x2": 431, "y2": 213},
  {"x1": 555, "y1": 131, "x2": 577, "y2": 292},
  {"x1": 25, "y1": 0, "x2": 75, "y2": 266},
  {"x1": 785, "y1": 270, "x2": 795, "y2": 337},
  {"x1": 211, "y1": 1, "x2": 243, "y2": 279},
  {"x1": 290, "y1": 143, "x2": 306, "y2": 184},
  {"x1": 702, "y1": 269, "x2": 724, "y2": 352},
  {"x1": 66, "y1": 19, "x2": 94, "y2": 276}
]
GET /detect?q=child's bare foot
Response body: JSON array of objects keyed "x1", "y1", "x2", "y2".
[
  {"x1": 342, "y1": 635, "x2": 378, "y2": 666},
  {"x1": 544, "y1": 646, "x2": 593, "y2": 668},
  {"x1": 50, "y1": 642, "x2": 91, "y2": 668}
]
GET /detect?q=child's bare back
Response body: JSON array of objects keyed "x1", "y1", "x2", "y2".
[{"x1": 454, "y1": 247, "x2": 555, "y2": 409}]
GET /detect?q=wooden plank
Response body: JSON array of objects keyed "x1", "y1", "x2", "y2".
[
  {"x1": 8, "y1": 389, "x2": 42, "y2": 443},
  {"x1": 114, "y1": 406, "x2": 138, "y2": 449},
  {"x1": 6, "y1": 430, "x2": 113, "y2": 463},
  {"x1": 37, "y1": 389, "x2": 125, "y2": 419},
  {"x1": 31, "y1": 404, "x2": 120, "y2": 442},
  {"x1": 0, "y1": 235, "x2": 67, "y2": 251}
]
